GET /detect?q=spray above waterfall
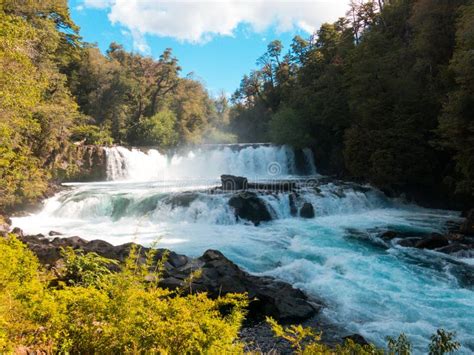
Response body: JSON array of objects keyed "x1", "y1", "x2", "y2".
[{"x1": 104, "y1": 145, "x2": 317, "y2": 182}]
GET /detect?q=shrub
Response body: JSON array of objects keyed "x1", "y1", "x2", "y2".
[
  {"x1": 0, "y1": 235, "x2": 247, "y2": 353},
  {"x1": 387, "y1": 333, "x2": 412, "y2": 355},
  {"x1": 70, "y1": 124, "x2": 113, "y2": 145},
  {"x1": 268, "y1": 317, "x2": 462, "y2": 355},
  {"x1": 59, "y1": 247, "x2": 118, "y2": 288},
  {"x1": 429, "y1": 329, "x2": 461, "y2": 355},
  {"x1": 267, "y1": 316, "x2": 383, "y2": 354}
]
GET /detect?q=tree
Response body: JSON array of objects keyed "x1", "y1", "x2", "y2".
[
  {"x1": 269, "y1": 107, "x2": 313, "y2": 148},
  {"x1": 172, "y1": 78, "x2": 213, "y2": 144},
  {"x1": 437, "y1": 2, "x2": 474, "y2": 196},
  {"x1": 0, "y1": 8, "x2": 79, "y2": 210},
  {"x1": 133, "y1": 108, "x2": 178, "y2": 147}
]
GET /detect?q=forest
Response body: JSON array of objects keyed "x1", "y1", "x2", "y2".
[
  {"x1": 1, "y1": 0, "x2": 473, "y2": 210},
  {"x1": 231, "y1": 0, "x2": 473, "y2": 208}
]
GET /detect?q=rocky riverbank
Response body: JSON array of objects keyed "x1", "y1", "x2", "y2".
[
  {"x1": 13, "y1": 231, "x2": 319, "y2": 322},
  {"x1": 375, "y1": 209, "x2": 474, "y2": 259},
  {"x1": 6, "y1": 230, "x2": 375, "y2": 353}
]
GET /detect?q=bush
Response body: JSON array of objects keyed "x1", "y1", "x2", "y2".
[
  {"x1": 0, "y1": 235, "x2": 247, "y2": 353},
  {"x1": 59, "y1": 247, "x2": 118, "y2": 288},
  {"x1": 387, "y1": 333, "x2": 412, "y2": 355},
  {"x1": 267, "y1": 317, "x2": 462, "y2": 355},
  {"x1": 429, "y1": 329, "x2": 461, "y2": 355},
  {"x1": 70, "y1": 124, "x2": 113, "y2": 145}
]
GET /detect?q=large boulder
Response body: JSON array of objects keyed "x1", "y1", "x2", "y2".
[
  {"x1": 229, "y1": 192, "x2": 273, "y2": 226},
  {"x1": 190, "y1": 250, "x2": 319, "y2": 321},
  {"x1": 163, "y1": 192, "x2": 199, "y2": 208},
  {"x1": 220, "y1": 174, "x2": 296, "y2": 193},
  {"x1": 460, "y1": 209, "x2": 474, "y2": 235},
  {"x1": 221, "y1": 175, "x2": 248, "y2": 191},
  {"x1": 300, "y1": 202, "x2": 315, "y2": 219},
  {"x1": 0, "y1": 215, "x2": 11, "y2": 237},
  {"x1": 414, "y1": 233, "x2": 449, "y2": 250}
]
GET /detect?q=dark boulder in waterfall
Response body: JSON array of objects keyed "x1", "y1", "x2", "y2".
[
  {"x1": 289, "y1": 192, "x2": 298, "y2": 216},
  {"x1": 220, "y1": 174, "x2": 297, "y2": 193},
  {"x1": 460, "y1": 209, "x2": 474, "y2": 235},
  {"x1": 300, "y1": 202, "x2": 315, "y2": 218},
  {"x1": 221, "y1": 174, "x2": 248, "y2": 191},
  {"x1": 17, "y1": 234, "x2": 319, "y2": 322},
  {"x1": 376, "y1": 229, "x2": 474, "y2": 255},
  {"x1": 414, "y1": 233, "x2": 449, "y2": 250},
  {"x1": 164, "y1": 192, "x2": 199, "y2": 208},
  {"x1": 229, "y1": 191, "x2": 273, "y2": 225}
]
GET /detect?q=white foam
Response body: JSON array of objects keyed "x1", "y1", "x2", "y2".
[{"x1": 104, "y1": 145, "x2": 308, "y2": 181}]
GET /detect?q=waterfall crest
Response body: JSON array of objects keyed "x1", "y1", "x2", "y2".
[{"x1": 105, "y1": 145, "x2": 317, "y2": 181}]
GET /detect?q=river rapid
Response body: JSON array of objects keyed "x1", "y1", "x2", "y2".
[{"x1": 12, "y1": 144, "x2": 474, "y2": 353}]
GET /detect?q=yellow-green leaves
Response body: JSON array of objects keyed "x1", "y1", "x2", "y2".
[{"x1": 0, "y1": 235, "x2": 248, "y2": 353}]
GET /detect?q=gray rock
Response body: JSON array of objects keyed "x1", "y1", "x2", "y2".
[
  {"x1": 193, "y1": 250, "x2": 319, "y2": 321},
  {"x1": 229, "y1": 191, "x2": 272, "y2": 226},
  {"x1": 415, "y1": 234, "x2": 449, "y2": 250},
  {"x1": 221, "y1": 174, "x2": 248, "y2": 191},
  {"x1": 300, "y1": 202, "x2": 315, "y2": 218},
  {"x1": 11, "y1": 227, "x2": 24, "y2": 237},
  {"x1": 164, "y1": 192, "x2": 199, "y2": 208}
]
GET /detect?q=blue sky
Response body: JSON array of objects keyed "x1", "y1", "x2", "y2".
[{"x1": 69, "y1": 0, "x2": 348, "y2": 96}]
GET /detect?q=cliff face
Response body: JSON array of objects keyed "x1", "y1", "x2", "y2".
[{"x1": 59, "y1": 144, "x2": 108, "y2": 183}]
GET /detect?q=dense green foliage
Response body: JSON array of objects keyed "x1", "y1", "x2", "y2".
[
  {"x1": 0, "y1": 235, "x2": 247, "y2": 353},
  {"x1": 231, "y1": 0, "x2": 474, "y2": 205},
  {"x1": 0, "y1": 1, "x2": 80, "y2": 210},
  {"x1": 0, "y1": 1, "x2": 231, "y2": 212},
  {"x1": 70, "y1": 45, "x2": 228, "y2": 146}
]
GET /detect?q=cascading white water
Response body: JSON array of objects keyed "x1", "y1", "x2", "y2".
[
  {"x1": 303, "y1": 148, "x2": 317, "y2": 175},
  {"x1": 104, "y1": 144, "x2": 310, "y2": 181},
  {"x1": 11, "y1": 144, "x2": 474, "y2": 353}
]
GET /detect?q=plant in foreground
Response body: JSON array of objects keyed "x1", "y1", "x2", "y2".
[{"x1": 267, "y1": 317, "x2": 462, "y2": 355}]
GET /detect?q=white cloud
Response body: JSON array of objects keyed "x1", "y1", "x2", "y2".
[
  {"x1": 84, "y1": 0, "x2": 113, "y2": 9},
  {"x1": 83, "y1": 0, "x2": 349, "y2": 52}
]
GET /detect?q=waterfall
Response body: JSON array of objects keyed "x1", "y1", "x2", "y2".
[
  {"x1": 303, "y1": 148, "x2": 317, "y2": 175},
  {"x1": 104, "y1": 145, "x2": 315, "y2": 181}
]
